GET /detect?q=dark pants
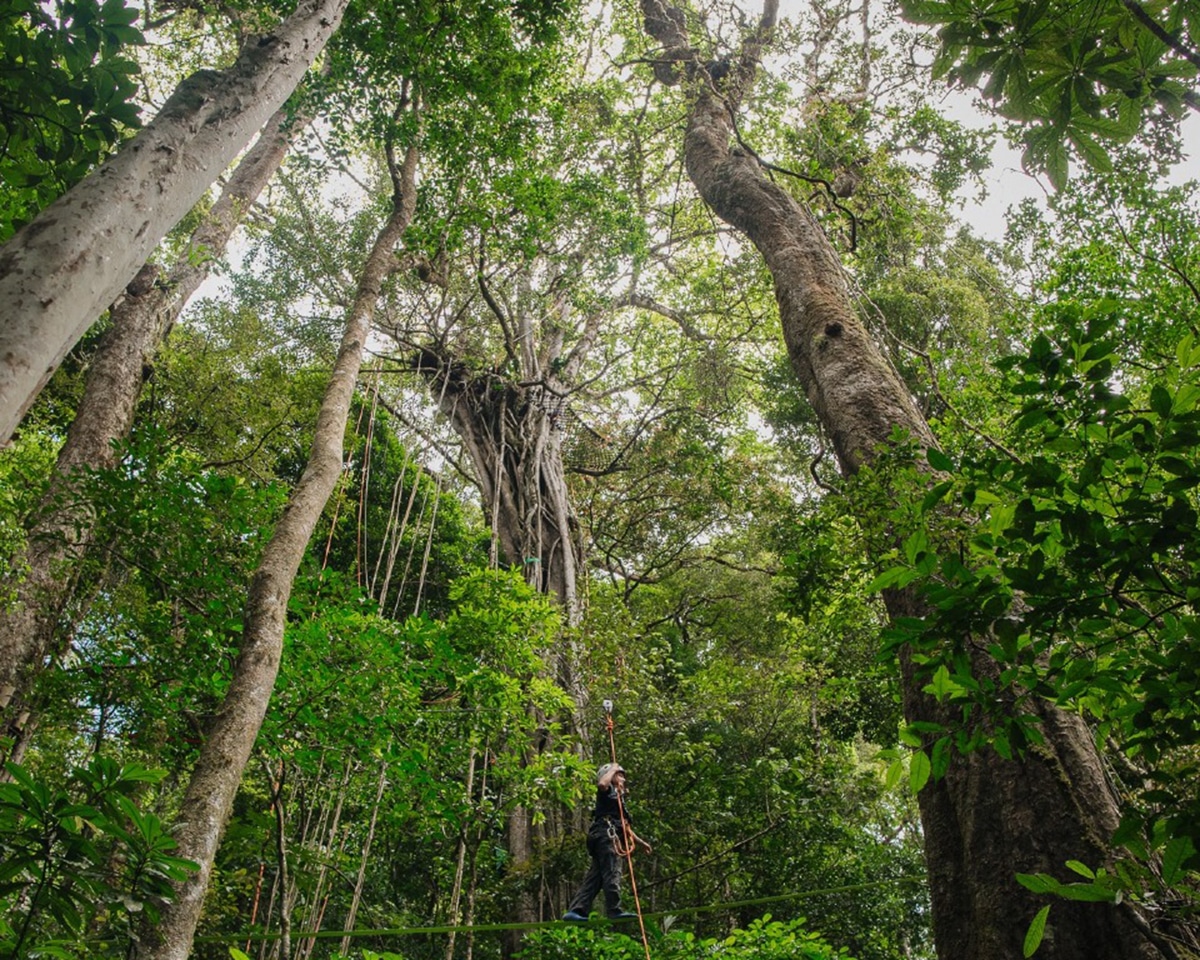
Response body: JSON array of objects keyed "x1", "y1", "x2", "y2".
[{"x1": 568, "y1": 819, "x2": 624, "y2": 917}]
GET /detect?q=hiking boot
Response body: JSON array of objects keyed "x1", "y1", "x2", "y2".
[
  {"x1": 607, "y1": 911, "x2": 637, "y2": 920},
  {"x1": 563, "y1": 911, "x2": 589, "y2": 922}
]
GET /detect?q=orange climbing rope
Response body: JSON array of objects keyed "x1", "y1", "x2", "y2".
[{"x1": 604, "y1": 702, "x2": 652, "y2": 960}]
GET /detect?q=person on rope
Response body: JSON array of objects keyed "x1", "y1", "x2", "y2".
[{"x1": 563, "y1": 762, "x2": 652, "y2": 921}]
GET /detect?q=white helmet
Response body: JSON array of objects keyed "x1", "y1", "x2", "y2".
[{"x1": 597, "y1": 762, "x2": 625, "y2": 784}]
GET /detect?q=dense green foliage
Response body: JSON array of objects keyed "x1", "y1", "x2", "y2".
[
  {"x1": 0, "y1": 758, "x2": 194, "y2": 958},
  {"x1": 518, "y1": 916, "x2": 857, "y2": 960},
  {"x1": 901, "y1": 0, "x2": 1199, "y2": 185},
  {"x1": 0, "y1": 0, "x2": 143, "y2": 239},
  {"x1": 3, "y1": 0, "x2": 1200, "y2": 954}
]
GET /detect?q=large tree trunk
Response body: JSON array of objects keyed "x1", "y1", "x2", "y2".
[
  {"x1": 411, "y1": 357, "x2": 585, "y2": 952},
  {"x1": 501, "y1": 804, "x2": 537, "y2": 959},
  {"x1": 136, "y1": 139, "x2": 420, "y2": 960},
  {"x1": 0, "y1": 0, "x2": 347, "y2": 445},
  {"x1": 0, "y1": 99, "x2": 313, "y2": 722},
  {"x1": 639, "y1": 1, "x2": 1185, "y2": 956},
  {"x1": 414, "y1": 356, "x2": 584, "y2": 622}
]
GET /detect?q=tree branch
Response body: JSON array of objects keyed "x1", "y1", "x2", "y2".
[
  {"x1": 476, "y1": 252, "x2": 520, "y2": 370},
  {"x1": 1119, "y1": 0, "x2": 1200, "y2": 70}
]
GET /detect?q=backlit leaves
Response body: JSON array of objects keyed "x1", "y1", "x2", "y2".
[{"x1": 900, "y1": 0, "x2": 1198, "y2": 184}]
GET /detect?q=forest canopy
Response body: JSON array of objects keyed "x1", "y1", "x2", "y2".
[{"x1": 0, "y1": 0, "x2": 1198, "y2": 958}]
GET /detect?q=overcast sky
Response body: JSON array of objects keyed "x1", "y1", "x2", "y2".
[{"x1": 951, "y1": 99, "x2": 1200, "y2": 241}]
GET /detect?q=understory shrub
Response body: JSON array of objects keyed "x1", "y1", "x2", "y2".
[{"x1": 515, "y1": 915, "x2": 854, "y2": 960}]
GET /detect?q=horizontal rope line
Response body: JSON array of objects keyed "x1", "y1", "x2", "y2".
[{"x1": 191, "y1": 875, "x2": 927, "y2": 944}]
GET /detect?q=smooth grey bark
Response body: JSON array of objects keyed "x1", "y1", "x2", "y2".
[
  {"x1": 136, "y1": 138, "x2": 420, "y2": 960},
  {"x1": 0, "y1": 0, "x2": 347, "y2": 445},
  {"x1": 639, "y1": 1, "x2": 1188, "y2": 957},
  {"x1": 0, "y1": 99, "x2": 313, "y2": 723}
]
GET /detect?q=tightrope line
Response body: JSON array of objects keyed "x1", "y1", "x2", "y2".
[{"x1": 191, "y1": 875, "x2": 928, "y2": 944}]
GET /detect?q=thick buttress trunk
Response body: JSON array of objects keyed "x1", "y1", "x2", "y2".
[
  {"x1": 640, "y1": 1, "x2": 1185, "y2": 955},
  {"x1": 136, "y1": 142, "x2": 419, "y2": 960},
  {"x1": 415, "y1": 358, "x2": 584, "y2": 625},
  {"x1": 0, "y1": 0, "x2": 347, "y2": 445},
  {"x1": 887, "y1": 607, "x2": 1171, "y2": 958},
  {"x1": 0, "y1": 100, "x2": 312, "y2": 720}
]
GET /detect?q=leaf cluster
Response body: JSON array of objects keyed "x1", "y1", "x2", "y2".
[
  {"x1": 901, "y1": 0, "x2": 1199, "y2": 186},
  {"x1": 0, "y1": 0, "x2": 144, "y2": 240},
  {"x1": 0, "y1": 757, "x2": 196, "y2": 959},
  {"x1": 22, "y1": 428, "x2": 289, "y2": 768},
  {"x1": 518, "y1": 914, "x2": 855, "y2": 960},
  {"x1": 206, "y1": 568, "x2": 586, "y2": 939},
  {"x1": 866, "y1": 304, "x2": 1200, "y2": 907}
]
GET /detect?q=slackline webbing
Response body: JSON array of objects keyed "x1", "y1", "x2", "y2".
[{"x1": 190, "y1": 875, "x2": 927, "y2": 944}]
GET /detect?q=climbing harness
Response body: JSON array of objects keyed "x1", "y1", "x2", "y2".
[
  {"x1": 603, "y1": 699, "x2": 652, "y2": 960},
  {"x1": 605, "y1": 816, "x2": 627, "y2": 854}
]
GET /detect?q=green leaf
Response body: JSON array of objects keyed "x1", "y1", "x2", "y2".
[
  {"x1": 927, "y1": 447, "x2": 954, "y2": 472},
  {"x1": 909, "y1": 750, "x2": 932, "y2": 793},
  {"x1": 1172, "y1": 384, "x2": 1200, "y2": 414},
  {"x1": 1176, "y1": 334, "x2": 1196, "y2": 369},
  {"x1": 1058, "y1": 882, "x2": 1116, "y2": 902},
  {"x1": 1024, "y1": 905, "x2": 1050, "y2": 957},
  {"x1": 867, "y1": 566, "x2": 908, "y2": 592},
  {"x1": 923, "y1": 664, "x2": 963, "y2": 702},
  {"x1": 1045, "y1": 139, "x2": 1069, "y2": 190},
  {"x1": 1016, "y1": 873, "x2": 1058, "y2": 894},
  {"x1": 1161, "y1": 835, "x2": 1195, "y2": 885},
  {"x1": 921, "y1": 479, "x2": 955, "y2": 512},
  {"x1": 1067, "y1": 129, "x2": 1112, "y2": 172},
  {"x1": 1155, "y1": 454, "x2": 1194, "y2": 477},
  {"x1": 1150, "y1": 384, "x2": 1173, "y2": 420}
]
